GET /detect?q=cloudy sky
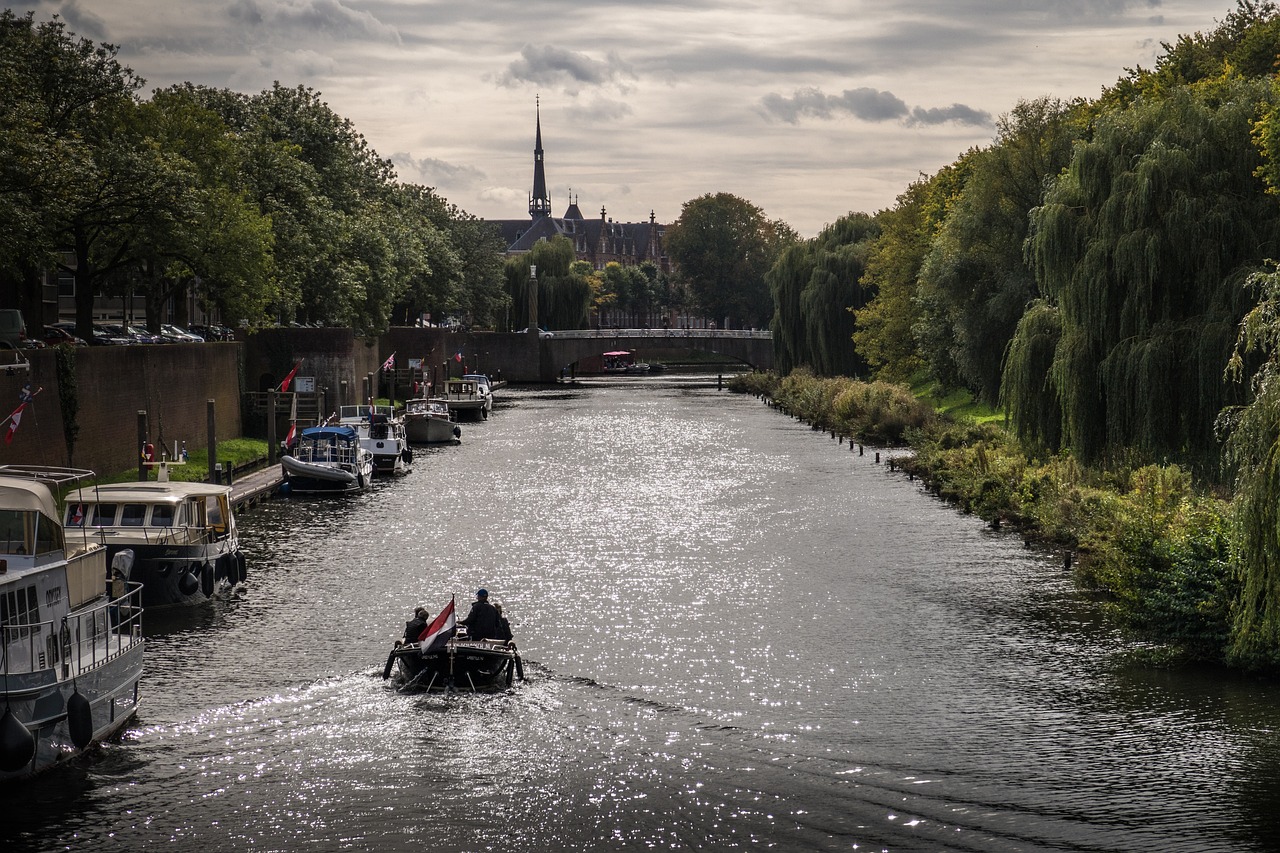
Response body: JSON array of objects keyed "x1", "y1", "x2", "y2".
[{"x1": 20, "y1": 0, "x2": 1241, "y2": 236}]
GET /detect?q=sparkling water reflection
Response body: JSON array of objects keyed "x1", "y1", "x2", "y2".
[{"x1": 5, "y1": 375, "x2": 1280, "y2": 852}]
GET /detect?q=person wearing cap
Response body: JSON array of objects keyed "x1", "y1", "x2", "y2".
[
  {"x1": 461, "y1": 588, "x2": 499, "y2": 640},
  {"x1": 402, "y1": 606, "x2": 429, "y2": 645}
]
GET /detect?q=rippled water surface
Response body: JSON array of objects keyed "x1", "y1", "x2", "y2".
[{"x1": 7, "y1": 375, "x2": 1280, "y2": 852}]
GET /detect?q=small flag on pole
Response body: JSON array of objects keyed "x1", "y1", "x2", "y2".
[
  {"x1": 381, "y1": 352, "x2": 396, "y2": 372},
  {"x1": 278, "y1": 362, "x2": 300, "y2": 392},
  {"x1": 4, "y1": 402, "x2": 26, "y2": 445},
  {"x1": 418, "y1": 597, "x2": 457, "y2": 652},
  {"x1": 453, "y1": 351, "x2": 463, "y2": 363},
  {"x1": 284, "y1": 393, "x2": 298, "y2": 447}
]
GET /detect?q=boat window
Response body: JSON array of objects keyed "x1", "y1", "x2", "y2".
[
  {"x1": 0, "y1": 584, "x2": 40, "y2": 638},
  {"x1": 34, "y1": 511, "x2": 62, "y2": 554},
  {"x1": 120, "y1": 504, "x2": 147, "y2": 527},
  {"x1": 206, "y1": 496, "x2": 226, "y2": 535},
  {"x1": 150, "y1": 504, "x2": 176, "y2": 527},
  {"x1": 91, "y1": 504, "x2": 117, "y2": 526},
  {"x1": 0, "y1": 509, "x2": 28, "y2": 555}
]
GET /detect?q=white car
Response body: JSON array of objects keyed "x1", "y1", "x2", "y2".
[{"x1": 517, "y1": 327, "x2": 554, "y2": 338}]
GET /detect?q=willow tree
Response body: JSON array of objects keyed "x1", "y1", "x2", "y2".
[
  {"x1": 503, "y1": 236, "x2": 591, "y2": 330},
  {"x1": 916, "y1": 97, "x2": 1085, "y2": 405},
  {"x1": 1018, "y1": 77, "x2": 1280, "y2": 471},
  {"x1": 767, "y1": 212, "x2": 878, "y2": 376},
  {"x1": 1221, "y1": 267, "x2": 1280, "y2": 667}
]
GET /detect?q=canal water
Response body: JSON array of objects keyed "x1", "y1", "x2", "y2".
[{"x1": 6, "y1": 375, "x2": 1280, "y2": 852}]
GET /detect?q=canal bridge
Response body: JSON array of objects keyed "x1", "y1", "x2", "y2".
[{"x1": 539, "y1": 329, "x2": 773, "y2": 381}]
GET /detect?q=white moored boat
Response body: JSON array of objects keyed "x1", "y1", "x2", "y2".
[
  {"x1": 402, "y1": 398, "x2": 461, "y2": 444},
  {"x1": 338, "y1": 405, "x2": 413, "y2": 475},
  {"x1": 280, "y1": 425, "x2": 374, "y2": 494},
  {"x1": 62, "y1": 481, "x2": 246, "y2": 608},
  {"x1": 0, "y1": 465, "x2": 144, "y2": 780},
  {"x1": 435, "y1": 378, "x2": 489, "y2": 421}
]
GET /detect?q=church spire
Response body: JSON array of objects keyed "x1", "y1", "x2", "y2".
[{"x1": 529, "y1": 96, "x2": 551, "y2": 219}]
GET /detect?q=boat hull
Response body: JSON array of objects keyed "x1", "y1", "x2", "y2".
[
  {"x1": 281, "y1": 454, "x2": 370, "y2": 494},
  {"x1": 404, "y1": 415, "x2": 461, "y2": 444},
  {"x1": 0, "y1": 644, "x2": 144, "y2": 781},
  {"x1": 390, "y1": 640, "x2": 518, "y2": 692},
  {"x1": 108, "y1": 542, "x2": 245, "y2": 608}
]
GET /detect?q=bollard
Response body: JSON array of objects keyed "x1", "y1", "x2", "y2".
[
  {"x1": 875, "y1": 452, "x2": 880, "y2": 463},
  {"x1": 858, "y1": 444, "x2": 864, "y2": 456}
]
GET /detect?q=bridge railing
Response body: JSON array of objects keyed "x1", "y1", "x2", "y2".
[{"x1": 546, "y1": 329, "x2": 771, "y2": 340}]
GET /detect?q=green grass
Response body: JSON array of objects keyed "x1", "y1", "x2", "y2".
[
  {"x1": 908, "y1": 372, "x2": 1004, "y2": 425},
  {"x1": 101, "y1": 438, "x2": 271, "y2": 483}
]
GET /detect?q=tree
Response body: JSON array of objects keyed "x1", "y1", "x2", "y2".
[
  {"x1": 665, "y1": 193, "x2": 798, "y2": 328},
  {"x1": 768, "y1": 212, "x2": 879, "y2": 376},
  {"x1": 1018, "y1": 77, "x2": 1280, "y2": 469},
  {"x1": 504, "y1": 237, "x2": 592, "y2": 330},
  {"x1": 915, "y1": 98, "x2": 1085, "y2": 405}
]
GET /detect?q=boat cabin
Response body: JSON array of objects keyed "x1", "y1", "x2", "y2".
[{"x1": 63, "y1": 483, "x2": 235, "y2": 547}]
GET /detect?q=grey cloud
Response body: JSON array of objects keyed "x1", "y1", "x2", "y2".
[
  {"x1": 225, "y1": 0, "x2": 400, "y2": 44},
  {"x1": 761, "y1": 87, "x2": 992, "y2": 128},
  {"x1": 907, "y1": 104, "x2": 993, "y2": 126},
  {"x1": 564, "y1": 98, "x2": 633, "y2": 124},
  {"x1": 392, "y1": 153, "x2": 486, "y2": 190},
  {"x1": 761, "y1": 87, "x2": 908, "y2": 124},
  {"x1": 57, "y1": 0, "x2": 109, "y2": 41},
  {"x1": 498, "y1": 44, "x2": 636, "y2": 95}
]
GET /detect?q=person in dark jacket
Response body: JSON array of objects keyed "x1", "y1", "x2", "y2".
[
  {"x1": 403, "y1": 606, "x2": 428, "y2": 645},
  {"x1": 493, "y1": 602, "x2": 513, "y2": 644},
  {"x1": 461, "y1": 588, "x2": 499, "y2": 640}
]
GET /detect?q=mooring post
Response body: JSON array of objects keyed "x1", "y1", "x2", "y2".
[
  {"x1": 137, "y1": 411, "x2": 147, "y2": 482},
  {"x1": 267, "y1": 391, "x2": 278, "y2": 465},
  {"x1": 207, "y1": 399, "x2": 218, "y2": 483}
]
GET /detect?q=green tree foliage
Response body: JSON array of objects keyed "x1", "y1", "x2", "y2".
[
  {"x1": 767, "y1": 212, "x2": 879, "y2": 376},
  {"x1": 854, "y1": 165, "x2": 966, "y2": 382},
  {"x1": 503, "y1": 237, "x2": 591, "y2": 330},
  {"x1": 1221, "y1": 268, "x2": 1280, "y2": 666},
  {"x1": 916, "y1": 98, "x2": 1085, "y2": 405},
  {"x1": 1015, "y1": 78, "x2": 1280, "y2": 470},
  {"x1": 666, "y1": 193, "x2": 798, "y2": 328}
]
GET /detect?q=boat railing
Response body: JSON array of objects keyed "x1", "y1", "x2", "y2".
[
  {"x1": 293, "y1": 441, "x2": 361, "y2": 466},
  {"x1": 0, "y1": 583, "x2": 143, "y2": 677}
]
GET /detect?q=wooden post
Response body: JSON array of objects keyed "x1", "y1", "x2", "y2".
[
  {"x1": 136, "y1": 411, "x2": 147, "y2": 482},
  {"x1": 267, "y1": 391, "x2": 278, "y2": 464},
  {"x1": 207, "y1": 399, "x2": 218, "y2": 483}
]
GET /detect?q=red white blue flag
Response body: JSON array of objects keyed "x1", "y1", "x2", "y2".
[
  {"x1": 381, "y1": 352, "x2": 396, "y2": 372},
  {"x1": 418, "y1": 597, "x2": 457, "y2": 653},
  {"x1": 453, "y1": 351, "x2": 463, "y2": 363}
]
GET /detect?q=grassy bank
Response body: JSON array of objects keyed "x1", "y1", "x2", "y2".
[
  {"x1": 728, "y1": 370, "x2": 1241, "y2": 667},
  {"x1": 100, "y1": 438, "x2": 271, "y2": 484}
]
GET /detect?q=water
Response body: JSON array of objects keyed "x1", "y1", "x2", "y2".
[{"x1": 6, "y1": 375, "x2": 1280, "y2": 852}]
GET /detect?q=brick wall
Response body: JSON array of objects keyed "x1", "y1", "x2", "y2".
[{"x1": 0, "y1": 344, "x2": 242, "y2": 475}]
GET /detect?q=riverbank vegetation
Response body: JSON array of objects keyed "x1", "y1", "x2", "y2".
[{"x1": 752, "y1": 2, "x2": 1280, "y2": 670}]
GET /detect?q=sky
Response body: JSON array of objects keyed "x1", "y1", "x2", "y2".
[{"x1": 17, "y1": 0, "x2": 1245, "y2": 237}]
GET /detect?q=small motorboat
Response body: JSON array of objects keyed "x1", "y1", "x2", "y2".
[
  {"x1": 338, "y1": 405, "x2": 412, "y2": 475},
  {"x1": 280, "y1": 425, "x2": 373, "y2": 494},
  {"x1": 382, "y1": 598, "x2": 522, "y2": 692}
]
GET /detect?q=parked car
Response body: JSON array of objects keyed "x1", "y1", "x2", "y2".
[
  {"x1": 0, "y1": 309, "x2": 28, "y2": 347},
  {"x1": 42, "y1": 326, "x2": 88, "y2": 347},
  {"x1": 160, "y1": 324, "x2": 204, "y2": 342},
  {"x1": 83, "y1": 323, "x2": 133, "y2": 346},
  {"x1": 0, "y1": 341, "x2": 30, "y2": 375},
  {"x1": 517, "y1": 327, "x2": 554, "y2": 338}
]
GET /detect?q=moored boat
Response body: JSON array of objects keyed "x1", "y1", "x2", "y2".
[
  {"x1": 62, "y1": 481, "x2": 247, "y2": 608},
  {"x1": 0, "y1": 466, "x2": 144, "y2": 781},
  {"x1": 435, "y1": 378, "x2": 489, "y2": 421},
  {"x1": 338, "y1": 405, "x2": 412, "y2": 475},
  {"x1": 402, "y1": 397, "x2": 461, "y2": 444},
  {"x1": 280, "y1": 425, "x2": 374, "y2": 494}
]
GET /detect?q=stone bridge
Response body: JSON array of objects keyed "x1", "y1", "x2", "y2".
[
  {"x1": 539, "y1": 329, "x2": 773, "y2": 381},
  {"x1": 383, "y1": 327, "x2": 773, "y2": 384}
]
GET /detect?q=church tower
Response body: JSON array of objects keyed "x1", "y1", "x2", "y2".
[{"x1": 529, "y1": 98, "x2": 551, "y2": 220}]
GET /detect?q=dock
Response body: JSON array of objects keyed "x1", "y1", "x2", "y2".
[{"x1": 228, "y1": 463, "x2": 283, "y2": 510}]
